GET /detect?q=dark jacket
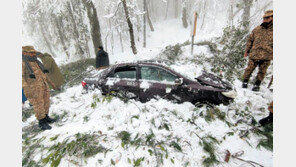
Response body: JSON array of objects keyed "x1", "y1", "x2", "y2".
[
  {"x1": 40, "y1": 53, "x2": 65, "y2": 89},
  {"x1": 96, "y1": 50, "x2": 109, "y2": 68}
]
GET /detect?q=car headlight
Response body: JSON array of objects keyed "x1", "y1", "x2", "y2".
[{"x1": 222, "y1": 90, "x2": 237, "y2": 99}]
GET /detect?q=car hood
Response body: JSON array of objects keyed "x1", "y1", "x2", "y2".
[{"x1": 195, "y1": 71, "x2": 233, "y2": 90}]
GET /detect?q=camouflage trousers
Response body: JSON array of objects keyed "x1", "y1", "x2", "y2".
[
  {"x1": 23, "y1": 83, "x2": 50, "y2": 120},
  {"x1": 243, "y1": 59, "x2": 271, "y2": 82}
]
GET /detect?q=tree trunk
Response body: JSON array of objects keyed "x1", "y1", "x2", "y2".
[
  {"x1": 53, "y1": 15, "x2": 70, "y2": 59},
  {"x1": 243, "y1": 0, "x2": 253, "y2": 30},
  {"x1": 182, "y1": 0, "x2": 188, "y2": 28},
  {"x1": 228, "y1": 0, "x2": 234, "y2": 28},
  {"x1": 66, "y1": 1, "x2": 84, "y2": 58},
  {"x1": 82, "y1": 0, "x2": 103, "y2": 56},
  {"x1": 165, "y1": 0, "x2": 170, "y2": 20},
  {"x1": 174, "y1": 0, "x2": 179, "y2": 18},
  {"x1": 37, "y1": 17, "x2": 56, "y2": 57},
  {"x1": 108, "y1": 19, "x2": 114, "y2": 55},
  {"x1": 200, "y1": 1, "x2": 207, "y2": 29},
  {"x1": 117, "y1": 27, "x2": 124, "y2": 53},
  {"x1": 122, "y1": 0, "x2": 137, "y2": 55},
  {"x1": 145, "y1": 0, "x2": 154, "y2": 31},
  {"x1": 143, "y1": 0, "x2": 147, "y2": 48}
]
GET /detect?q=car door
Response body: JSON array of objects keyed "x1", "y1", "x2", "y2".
[
  {"x1": 139, "y1": 65, "x2": 181, "y2": 102},
  {"x1": 105, "y1": 65, "x2": 139, "y2": 99}
]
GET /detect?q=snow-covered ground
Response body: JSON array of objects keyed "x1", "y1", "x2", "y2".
[{"x1": 22, "y1": 19, "x2": 273, "y2": 167}]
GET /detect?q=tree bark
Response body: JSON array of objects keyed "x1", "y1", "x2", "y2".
[
  {"x1": 228, "y1": 0, "x2": 234, "y2": 28},
  {"x1": 122, "y1": 0, "x2": 137, "y2": 55},
  {"x1": 117, "y1": 27, "x2": 124, "y2": 53},
  {"x1": 143, "y1": 0, "x2": 147, "y2": 48},
  {"x1": 145, "y1": 0, "x2": 154, "y2": 31},
  {"x1": 243, "y1": 0, "x2": 253, "y2": 30},
  {"x1": 66, "y1": 1, "x2": 84, "y2": 58},
  {"x1": 200, "y1": 1, "x2": 207, "y2": 29},
  {"x1": 182, "y1": 0, "x2": 188, "y2": 28},
  {"x1": 165, "y1": 0, "x2": 170, "y2": 20},
  {"x1": 174, "y1": 0, "x2": 179, "y2": 18},
  {"x1": 53, "y1": 15, "x2": 70, "y2": 59},
  {"x1": 82, "y1": 0, "x2": 103, "y2": 56},
  {"x1": 37, "y1": 17, "x2": 56, "y2": 57}
]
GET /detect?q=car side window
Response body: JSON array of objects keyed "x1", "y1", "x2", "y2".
[
  {"x1": 113, "y1": 66, "x2": 137, "y2": 79},
  {"x1": 141, "y1": 66, "x2": 177, "y2": 82}
]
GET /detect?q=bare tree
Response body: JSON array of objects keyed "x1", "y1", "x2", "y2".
[
  {"x1": 242, "y1": 0, "x2": 253, "y2": 30},
  {"x1": 228, "y1": 0, "x2": 234, "y2": 28},
  {"x1": 182, "y1": 0, "x2": 188, "y2": 28},
  {"x1": 122, "y1": 0, "x2": 137, "y2": 55},
  {"x1": 66, "y1": 1, "x2": 84, "y2": 58},
  {"x1": 200, "y1": 1, "x2": 207, "y2": 29},
  {"x1": 145, "y1": 0, "x2": 155, "y2": 31},
  {"x1": 165, "y1": 0, "x2": 170, "y2": 20},
  {"x1": 52, "y1": 14, "x2": 70, "y2": 59},
  {"x1": 143, "y1": 0, "x2": 147, "y2": 48},
  {"x1": 37, "y1": 16, "x2": 56, "y2": 57},
  {"x1": 174, "y1": 0, "x2": 179, "y2": 18},
  {"x1": 82, "y1": 0, "x2": 103, "y2": 56}
]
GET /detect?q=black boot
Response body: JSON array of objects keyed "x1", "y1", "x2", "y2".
[
  {"x1": 259, "y1": 112, "x2": 273, "y2": 126},
  {"x1": 39, "y1": 118, "x2": 52, "y2": 130},
  {"x1": 252, "y1": 80, "x2": 261, "y2": 92},
  {"x1": 242, "y1": 79, "x2": 248, "y2": 88},
  {"x1": 45, "y1": 114, "x2": 56, "y2": 124}
]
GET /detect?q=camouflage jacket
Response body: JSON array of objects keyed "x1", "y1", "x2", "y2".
[
  {"x1": 245, "y1": 24, "x2": 273, "y2": 60},
  {"x1": 22, "y1": 60, "x2": 56, "y2": 97}
]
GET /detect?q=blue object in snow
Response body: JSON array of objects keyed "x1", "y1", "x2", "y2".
[{"x1": 22, "y1": 88, "x2": 27, "y2": 103}]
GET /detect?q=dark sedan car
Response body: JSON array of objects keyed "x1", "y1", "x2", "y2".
[{"x1": 82, "y1": 61, "x2": 237, "y2": 105}]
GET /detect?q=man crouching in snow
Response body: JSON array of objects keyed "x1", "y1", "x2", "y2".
[{"x1": 22, "y1": 46, "x2": 57, "y2": 130}]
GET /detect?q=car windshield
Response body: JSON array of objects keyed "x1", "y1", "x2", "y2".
[{"x1": 141, "y1": 66, "x2": 177, "y2": 82}]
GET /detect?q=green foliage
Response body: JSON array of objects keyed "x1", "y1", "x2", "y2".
[
  {"x1": 255, "y1": 124, "x2": 273, "y2": 151},
  {"x1": 118, "y1": 131, "x2": 131, "y2": 145},
  {"x1": 133, "y1": 157, "x2": 145, "y2": 167},
  {"x1": 206, "y1": 26, "x2": 249, "y2": 81},
  {"x1": 50, "y1": 135, "x2": 59, "y2": 141},
  {"x1": 148, "y1": 149, "x2": 153, "y2": 156},
  {"x1": 42, "y1": 132, "x2": 106, "y2": 167},
  {"x1": 159, "y1": 44, "x2": 183, "y2": 61},
  {"x1": 83, "y1": 116, "x2": 89, "y2": 123},
  {"x1": 199, "y1": 135, "x2": 220, "y2": 167},
  {"x1": 22, "y1": 108, "x2": 34, "y2": 122},
  {"x1": 60, "y1": 58, "x2": 96, "y2": 87},
  {"x1": 203, "y1": 107, "x2": 226, "y2": 123},
  {"x1": 145, "y1": 130, "x2": 155, "y2": 146},
  {"x1": 102, "y1": 92, "x2": 114, "y2": 103},
  {"x1": 170, "y1": 141, "x2": 182, "y2": 152},
  {"x1": 22, "y1": 137, "x2": 46, "y2": 167}
]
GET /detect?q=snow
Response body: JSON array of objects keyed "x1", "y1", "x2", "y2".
[
  {"x1": 139, "y1": 80, "x2": 151, "y2": 92},
  {"x1": 22, "y1": 15, "x2": 273, "y2": 167}
]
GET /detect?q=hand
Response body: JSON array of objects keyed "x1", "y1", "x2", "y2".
[{"x1": 244, "y1": 52, "x2": 248, "y2": 57}]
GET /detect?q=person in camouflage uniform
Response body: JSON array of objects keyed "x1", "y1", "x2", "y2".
[
  {"x1": 242, "y1": 10, "x2": 273, "y2": 91},
  {"x1": 22, "y1": 46, "x2": 57, "y2": 130}
]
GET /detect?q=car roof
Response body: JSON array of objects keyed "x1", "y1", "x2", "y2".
[{"x1": 113, "y1": 59, "x2": 173, "y2": 68}]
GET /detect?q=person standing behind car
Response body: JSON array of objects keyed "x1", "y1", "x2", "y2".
[
  {"x1": 96, "y1": 46, "x2": 109, "y2": 70},
  {"x1": 36, "y1": 52, "x2": 65, "y2": 91},
  {"x1": 242, "y1": 10, "x2": 273, "y2": 92},
  {"x1": 22, "y1": 46, "x2": 57, "y2": 130}
]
